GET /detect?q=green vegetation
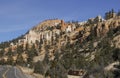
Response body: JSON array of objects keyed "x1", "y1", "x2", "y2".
[{"x1": 105, "y1": 9, "x2": 115, "y2": 20}]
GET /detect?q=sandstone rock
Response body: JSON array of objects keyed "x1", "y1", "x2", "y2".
[{"x1": 113, "y1": 35, "x2": 120, "y2": 48}]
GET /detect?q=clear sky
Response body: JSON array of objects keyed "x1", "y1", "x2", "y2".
[{"x1": 0, "y1": 0, "x2": 120, "y2": 42}]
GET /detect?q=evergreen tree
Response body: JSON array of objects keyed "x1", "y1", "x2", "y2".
[
  {"x1": 17, "y1": 45, "x2": 24, "y2": 54},
  {"x1": 117, "y1": 10, "x2": 120, "y2": 16},
  {"x1": 34, "y1": 61, "x2": 45, "y2": 75}
]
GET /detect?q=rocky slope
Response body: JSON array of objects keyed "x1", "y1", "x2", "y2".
[{"x1": 0, "y1": 10, "x2": 120, "y2": 78}]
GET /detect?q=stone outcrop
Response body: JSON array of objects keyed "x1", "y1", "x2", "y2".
[{"x1": 94, "y1": 17, "x2": 120, "y2": 37}]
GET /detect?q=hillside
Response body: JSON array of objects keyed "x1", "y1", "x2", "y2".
[{"x1": 0, "y1": 9, "x2": 120, "y2": 78}]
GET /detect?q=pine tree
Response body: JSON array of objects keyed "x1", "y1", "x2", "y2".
[{"x1": 117, "y1": 10, "x2": 120, "y2": 16}]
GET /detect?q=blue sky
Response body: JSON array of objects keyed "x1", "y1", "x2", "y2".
[{"x1": 0, "y1": 0, "x2": 120, "y2": 42}]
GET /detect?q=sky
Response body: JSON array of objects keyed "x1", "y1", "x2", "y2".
[{"x1": 0, "y1": 0, "x2": 120, "y2": 42}]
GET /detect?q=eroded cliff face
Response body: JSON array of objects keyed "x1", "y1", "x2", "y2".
[
  {"x1": 94, "y1": 17, "x2": 120, "y2": 37},
  {"x1": 15, "y1": 16, "x2": 119, "y2": 62},
  {"x1": 23, "y1": 19, "x2": 76, "y2": 44},
  {"x1": 1, "y1": 15, "x2": 120, "y2": 63}
]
